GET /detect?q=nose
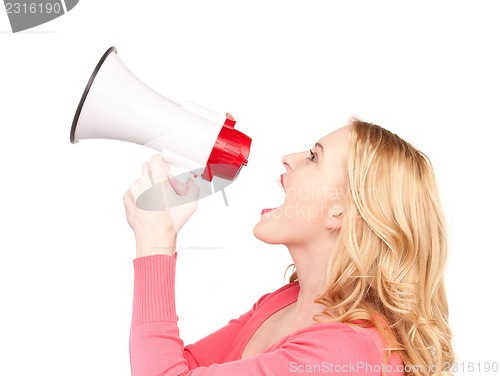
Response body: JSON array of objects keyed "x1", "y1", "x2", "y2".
[
  {"x1": 282, "y1": 152, "x2": 303, "y2": 170},
  {"x1": 282, "y1": 153, "x2": 292, "y2": 171}
]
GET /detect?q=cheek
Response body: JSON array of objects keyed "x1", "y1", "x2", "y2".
[{"x1": 282, "y1": 193, "x2": 331, "y2": 223}]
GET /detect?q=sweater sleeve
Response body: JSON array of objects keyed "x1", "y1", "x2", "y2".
[{"x1": 130, "y1": 255, "x2": 402, "y2": 376}]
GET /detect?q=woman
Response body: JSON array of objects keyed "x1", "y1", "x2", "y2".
[{"x1": 124, "y1": 118, "x2": 454, "y2": 375}]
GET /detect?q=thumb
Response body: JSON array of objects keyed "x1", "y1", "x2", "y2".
[
  {"x1": 184, "y1": 179, "x2": 200, "y2": 202},
  {"x1": 168, "y1": 178, "x2": 200, "y2": 209}
]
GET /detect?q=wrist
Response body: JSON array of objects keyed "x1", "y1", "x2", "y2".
[{"x1": 135, "y1": 233, "x2": 177, "y2": 258}]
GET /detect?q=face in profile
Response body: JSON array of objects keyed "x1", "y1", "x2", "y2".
[{"x1": 253, "y1": 126, "x2": 351, "y2": 247}]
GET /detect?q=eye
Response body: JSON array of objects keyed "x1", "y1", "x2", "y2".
[{"x1": 307, "y1": 149, "x2": 317, "y2": 162}]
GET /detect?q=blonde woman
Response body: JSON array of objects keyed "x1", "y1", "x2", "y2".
[{"x1": 124, "y1": 119, "x2": 454, "y2": 375}]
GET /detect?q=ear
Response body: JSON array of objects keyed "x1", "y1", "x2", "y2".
[{"x1": 325, "y1": 205, "x2": 343, "y2": 231}]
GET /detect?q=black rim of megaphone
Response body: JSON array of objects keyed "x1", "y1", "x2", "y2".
[{"x1": 70, "y1": 46, "x2": 118, "y2": 144}]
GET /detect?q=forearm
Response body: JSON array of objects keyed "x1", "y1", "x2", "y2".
[{"x1": 130, "y1": 254, "x2": 186, "y2": 375}]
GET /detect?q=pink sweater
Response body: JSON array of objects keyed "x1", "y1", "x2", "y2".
[{"x1": 130, "y1": 254, "x2": 404, "y2": 375}]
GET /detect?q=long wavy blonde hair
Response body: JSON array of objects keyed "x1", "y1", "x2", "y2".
[{"x1": 289, "y1": 119, "x2": 454, "y2": 375}]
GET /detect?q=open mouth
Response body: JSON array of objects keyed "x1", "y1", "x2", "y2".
[{"x1": 260, "y1": 174, "x2": 285, "y2": 215}]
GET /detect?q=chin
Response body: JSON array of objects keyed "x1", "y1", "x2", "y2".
[{"x1": 253, "y1": 221, "x2": 283, "y2": 245}]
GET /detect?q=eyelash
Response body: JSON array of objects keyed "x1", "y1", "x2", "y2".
[{"x1": 307, "y1": 149, "x2": 317, "y2": 162}]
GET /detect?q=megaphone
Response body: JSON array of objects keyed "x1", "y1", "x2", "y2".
[{"x1": 70, "y1": 47, "x2": 252, "y2": 209}]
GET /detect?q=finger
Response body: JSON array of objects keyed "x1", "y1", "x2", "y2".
[
  {"x1": 128, "y1": 180, "x2": 140, "y2": 202},
  {"x1": 168, "y1": 174, "x2": 189, "y2": 196},
  {"x1": 123, "y1": 189, "x2": 135, "y2": 210},
  {"x1": 149, "y1": 154, "x2": 170, "y2": 184},
  {"x1": 129, "y1": 177, "x2": 150, "y2": 202},
  {"x1": 142, "y1": 162, "x2": 154, "y2": 186},
  {"x1": 173, "y1": 178, "x2": 200, "y2": 207},
  {"x1": 184, "y1": 178, "x2": 201, "y2": 201}
]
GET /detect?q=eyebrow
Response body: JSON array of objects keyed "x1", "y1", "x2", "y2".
[{"x1": 315, "y1": 142, "x2": 324, "y2": 154}]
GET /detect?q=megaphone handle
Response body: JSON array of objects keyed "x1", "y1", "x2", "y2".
[{"x1": 221, "y1": 189, "x2": 229, "y2": 206}]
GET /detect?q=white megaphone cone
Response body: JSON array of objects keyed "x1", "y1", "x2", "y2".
[{"x1": 70, "y1": 47, "x2": 252, "y2": 209}]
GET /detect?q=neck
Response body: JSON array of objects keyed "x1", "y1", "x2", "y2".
[{"x1": 287, "y1": 236, "x2": 338, "y2": 319}]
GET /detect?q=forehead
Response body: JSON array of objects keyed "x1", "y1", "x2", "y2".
[{"x1": 317, "y1": 126, "x2": 351, "y2": 155}]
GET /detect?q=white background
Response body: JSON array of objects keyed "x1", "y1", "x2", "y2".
[{"x1": 1, "y1": 1, "x2": 499, "y2": 375}]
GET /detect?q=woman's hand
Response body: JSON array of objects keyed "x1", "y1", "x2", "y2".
[{"x1": 123, "y1": 154, "x2": 200, "y2": 258}]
